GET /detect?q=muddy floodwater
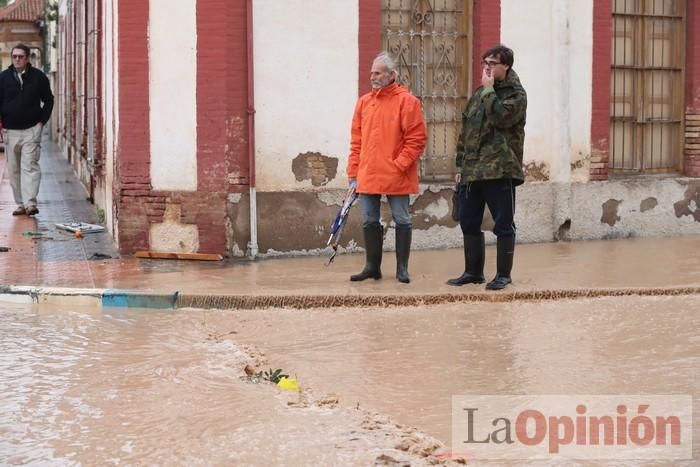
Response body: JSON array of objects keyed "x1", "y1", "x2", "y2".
[{"x1": 1, "y1": 295, "x2": 698, "y2": 465}]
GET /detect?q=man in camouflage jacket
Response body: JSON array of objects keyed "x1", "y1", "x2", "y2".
[{"x1": 447, "y1": 45, "x2": 527, "y2": 290}]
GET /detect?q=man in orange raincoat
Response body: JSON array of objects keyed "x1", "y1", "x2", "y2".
[{"x1": 346, "y1": 52, "x2": 427, "y2": 284}]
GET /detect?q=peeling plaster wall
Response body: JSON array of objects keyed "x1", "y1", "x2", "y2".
[
  {"x1": 226, "y1": 192, "x2": 251, "y2": 257},
  {"x1": 253, "y1": 0, "x2": 358, "y2": 191},
  {"x1": 501, "y1": 0, "x2": 593, "y2": 183},
  {"x1": 149, "y1": 205, "x2": 199, "y2": 253},
  {"x1": 228, "y1": 179, "x2": 700, "y2": 257},
  {"x1": 516, "y1": 179, "x2": 700, "y2": 243},
  {"x1": 567, "y1": 180, "x2": 700, "y2": 240}
]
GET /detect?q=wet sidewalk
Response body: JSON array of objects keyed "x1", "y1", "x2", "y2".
[{"x1": 2, "y1": 138, "x2": 700, "y2": 308}]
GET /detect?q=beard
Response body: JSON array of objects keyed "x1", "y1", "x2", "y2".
[{"x1": 371, "y1": 75, "x2": 394, "y2": 89}]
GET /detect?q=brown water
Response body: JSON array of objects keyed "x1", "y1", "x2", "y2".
[
  {"x1": 230, "y1": 295, "x2": 700, "y2": 465},
  {"x1": 34, "y1": 236, "x2": 700, "y2": 296},
  {"x1": 1, "y1": 296, "x2": 698, "y2": 465},
  {"x1": 0, "y1": 303, "x2": 444, "y2": 466}
]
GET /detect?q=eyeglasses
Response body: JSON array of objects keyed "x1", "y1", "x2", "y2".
[
  {"x1": 481, "y1": 60, "x2": 501, "y2": 68},
  {"x1": 12, "y1": 55, "x2": 27, "y2": 60}
]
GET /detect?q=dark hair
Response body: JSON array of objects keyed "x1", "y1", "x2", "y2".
[
  {"x1": 482, "y1": 45, "x2": 514, "y2": 68},
  {"x1": 12, "y1": 44, "x2": 30, "y2": 57}
]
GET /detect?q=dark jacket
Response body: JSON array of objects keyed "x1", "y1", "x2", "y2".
[
  {"x1": 455, "y1": 69, "x2": 527, "y2": 185},
  {"x1": 0, "y1": 63, "x2": 54, "y2": 130}
]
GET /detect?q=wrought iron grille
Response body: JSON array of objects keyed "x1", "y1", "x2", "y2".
[
  {"x1": 382, "y1": 0, "x2": 470, "y2": 181},
  {"x1": 610, "y1": 0, "x2": 685, "y2": 174}
]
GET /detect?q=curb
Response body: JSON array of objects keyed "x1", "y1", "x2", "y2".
[
  {"x1": 0, "y1": 286, "x2": 178, "y2": 309},
  {"x1": 176, "y1": 286, "x2": 700, "y2": 310},
  {"x1": 103, "y1": 289, "x2": 179, "y2": 309},
  {"x1": 2, "y1": 285, "x2": 700, "y2": 310}
]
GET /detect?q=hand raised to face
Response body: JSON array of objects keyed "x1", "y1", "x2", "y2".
[{"x1": 481, "y1": 67, "x2": 495, "y2": 88}]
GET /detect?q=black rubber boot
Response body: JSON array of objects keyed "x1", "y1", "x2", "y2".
[
  {"x1": 395, "y1": 225, "x2": 411, "y2": 284},
  {"x1": 447, "y1": 233, "x2": 485, "y2": 286},
  {"x1": 350, "y1": 223, "x2": 383, "y2": 281},
  {"x1": 486, "y1": 235, "x2": 515, "y2": 290}
]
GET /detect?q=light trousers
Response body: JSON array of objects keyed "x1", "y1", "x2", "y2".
[{"x1": 4, "y1": 123, "x2": 43, "y2": 208}]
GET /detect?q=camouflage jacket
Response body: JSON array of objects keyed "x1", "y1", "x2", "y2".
[{"x1": 455, "y1": 69, "x2": 527, "y2": 185}]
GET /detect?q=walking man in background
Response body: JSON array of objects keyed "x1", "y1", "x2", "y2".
[
  {"x1": 0, "y1": 44, "x2": 54, "y2": 216},
  {"x1": 346, "y1": 52, "x2": 427, "y2": 284},
  {"x1": 447, "y1": 45, "x2": 527, "y2": 290}
]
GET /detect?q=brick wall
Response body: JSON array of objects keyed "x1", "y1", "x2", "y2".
[
  {"x1": 685, "y1": 0, "x2": 700, "y2": 177},
  {"x1": 590, "y1": 0, "x2": 612, "y2": 181},
  {"x1": 195, "y1": 0, "x2": 249, "y2": 253},
  {"x1": 116, "y1": 0, "x2": 151, "y2": 252},
  {"x1": 472, "y1": 1, "x2": 501, "y2": 92},
  {"x1": 358, "y1": 0, "x2": 381, "y2": 97},
  {"x1": 686, "y1": 116, "x2": 700, "y2": 177},
  {"x1": 114, "y1": 0, "x2": 250, "y2": 255}
]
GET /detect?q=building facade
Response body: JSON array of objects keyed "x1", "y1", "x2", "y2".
[
  {"x1": 0, "y1": 0, "x2": 46, "y2": 70},
  {"x1": 53, "y1": 0, "x2": 700, "y2": 258}
]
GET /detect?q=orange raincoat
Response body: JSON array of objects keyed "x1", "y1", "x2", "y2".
[{"x1": 347, "y1": 82, "x2": 427, "y2": 195}]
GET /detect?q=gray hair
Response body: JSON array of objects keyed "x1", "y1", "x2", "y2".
[{"x1": 373, "y1": 51, "x2": 397, "y2": 75}]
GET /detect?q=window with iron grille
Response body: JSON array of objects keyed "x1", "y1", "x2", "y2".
[
  {"x1": 610, "y1": 0, "x2": 685, "y2": 174},
  {"x1": 382, "y1": 0, "x2": 470, "y2": 182}
]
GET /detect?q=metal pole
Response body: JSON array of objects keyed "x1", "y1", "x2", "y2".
[{"x1": 246, "y1": 0, "x2": 258, "y2": 260}]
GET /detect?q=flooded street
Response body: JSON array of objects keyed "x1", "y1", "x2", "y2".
[
  {"x1": 0, "y1": 303, "x2": 444, "y2": 466},
  {"x1": 1, "y1": 295, "x2": 698, "y2": 465},
  {"x1": 231, "y1": 295, "x2": 700, "y2": 464}
]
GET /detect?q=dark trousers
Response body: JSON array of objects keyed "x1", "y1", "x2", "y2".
[{"x1": 458, "y1": 179, "x2": 516, "y2": 237}]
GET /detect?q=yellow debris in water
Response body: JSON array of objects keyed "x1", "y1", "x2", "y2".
[{"x1": 277, "y1": 377, "x2": 300, "y2": 391}]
